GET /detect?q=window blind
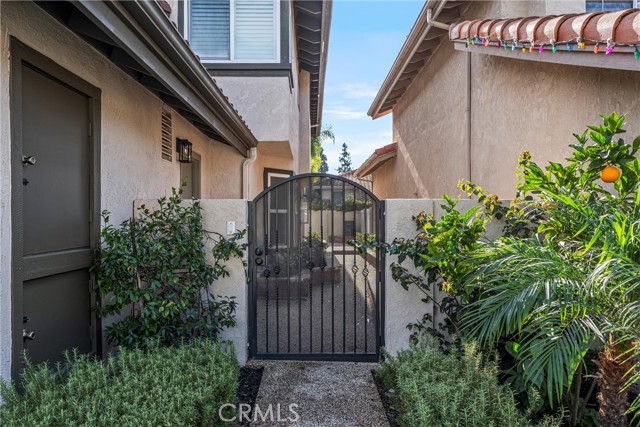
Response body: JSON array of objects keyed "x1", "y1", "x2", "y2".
[
  {"x1": 234, "y1": 0, "x2": 277, "y2": 60},
  {"x1": 190, "y1": 0, "x2": 231, "y2": 60},
  {"x1": 586, "y1": 0, "x2": 633, "y2": 11}
]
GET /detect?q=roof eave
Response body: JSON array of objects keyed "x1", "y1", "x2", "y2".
[
  {"x1": 356, "y1": 145, "x2": 398, "y2": 178},
  {"x1": 368, "y1": 0, "x2": 449, "y2": 119},
  {"x1": 314, "y1": 0, "x2": 332, "y2": 137},
  {"x1": 73, "y1": 0, "x2": 258, "y2": 154}
]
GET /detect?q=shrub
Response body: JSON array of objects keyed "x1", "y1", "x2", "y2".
[
  {"x1": 377, "y1": 342, "x2": 561, "y2": 427},
  {"x1": 0, "y1": 339, "x2": 238, "y2": 427},
  {"x1": 93, "y1": 187, "x2": 246, "y2": 348}
]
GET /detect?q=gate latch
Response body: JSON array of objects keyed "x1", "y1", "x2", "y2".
[{"x1": 23, "y1": 329, "x2": 35, "y2": 341}]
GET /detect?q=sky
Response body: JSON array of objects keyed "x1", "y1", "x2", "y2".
[{"x1": 321, "y1": 1, "x2": 424, "y2": 173}]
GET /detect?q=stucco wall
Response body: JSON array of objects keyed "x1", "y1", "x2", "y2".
[
  {"x1": 215, "y1": 76, "x2": 293, "y2": 144},
  {"x1": 383, "y1": 199, "x2": 436, "y2": 355},
  {"x1": 390, "y1": 41, "x2": 469, "y2": 199},
  {"x1": 375, "y1": 0, "x2": 640, "y2": 201},
  {"x1": 383, "y1": 198, "x2": 505, "y2": 355},
  {"x1": 0, "y1": 1, "x2": 245, "y2": 383}
]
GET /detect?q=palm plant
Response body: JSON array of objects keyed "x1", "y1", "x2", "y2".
[
  {"x1": 310, "y1": 126, "x2": 335, "y2": 173},
  {"x1": 460, "y1": 113, "x2": 640, "y2": 426}
]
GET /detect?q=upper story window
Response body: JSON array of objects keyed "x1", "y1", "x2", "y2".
[
  {"x1": 585, "y1": 0, "x2": 636, "y2": 12},
  {"x1": 186, "y1": 0, "x2": 279, "y2": 63}
]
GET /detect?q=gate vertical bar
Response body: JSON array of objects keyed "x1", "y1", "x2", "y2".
[
  {"x1": 275, "y1": 187, "x2": 280, "y2": 353},
  {"x1": 308, "y1": 175, "x2": 313, "y2": 352},
  {"x1": 319, "y1": 178, "x2": 324, "y2": 353},
  {"x1": 342, "y1": 181, "x2": 346, "y2": 353},
  {"x1": 330, "y1": 179, "x2": 335, "y2": 353},
  {"x1": 363, "y1": 193, "x2": 368, "y2": 353},
  {"x1": 287, "y1": 181, "x2": 292, "y2": 353},
  {"x1": 298, "y1": 179, "x2": 302, "y2": 353},
  {"x1": 264, "y1": 194, "x2": 269, "y2": 353},
  {"x1": 352, "y1": 187, "x2": 357, "y2": 353},
  {"x1": 377, "y1": 201, "x2": 385, "y2": 355}
]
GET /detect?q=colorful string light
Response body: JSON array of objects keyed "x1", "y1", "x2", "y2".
[{"x1": 462, "y1": 37, "x2": 639, "y2": 60}]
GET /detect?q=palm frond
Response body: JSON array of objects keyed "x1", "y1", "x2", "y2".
[{"x1": 518, "y1": 313, "x2": 594, "y2": 404}]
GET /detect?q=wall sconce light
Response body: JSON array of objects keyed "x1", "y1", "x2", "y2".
[{"x1": 176, "y1": 138, "x2": 193, "y2": 163}]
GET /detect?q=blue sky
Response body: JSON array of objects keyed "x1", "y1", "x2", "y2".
[{"x1": 321, "y1": 1, "x2": 424, "y2": 172}]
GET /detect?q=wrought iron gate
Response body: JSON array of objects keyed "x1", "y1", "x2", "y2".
[{"x1": 249, "y1": 174, "x2": 384, "y2": 361}]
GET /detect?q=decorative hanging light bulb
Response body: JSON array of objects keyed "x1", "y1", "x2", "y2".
[
  {"x1": 497, "y1": 40, "x2": 501, "y2": 48},
  {"x1": 552, "y1": 44, "x2": 557, "y2": 53},
  {"x1": 605, "y1": 45, "x2": 614, "y2": 55},
  {"x1": 579, "y1": 41, "x2": 585, "y2": 49},
  {"x1": 522, "y1": 45, "x2": 526, "y2": 53},
  {"x1": 512, "y1": 42, "x2": 516, "y2": 51},
  {"x1": 635, "y1": 46, "x2": 640, "y2": 60},
  {"x1": 594, "y1": 43, "x2": 600, "y2": 54},
  {"x1": 471, "y1": 38, "x2": 475, "y2": 45},
  {"x1": 538, "y1": 45, "x2": 544, "y2": 53},
  {"x1": 529, "y1": 45, "x2": 534, "y2": 53},
  {"x1": 567, "y1": 43, "x2": 572, "y2": 52}
]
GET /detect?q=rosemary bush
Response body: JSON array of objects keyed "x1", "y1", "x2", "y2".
[
  {"x1": 0, "y1": 339, "x2": 238, "y2": 426},
  {"x1": 377, "y1": 342, "x2": 561, "y2": 427}
]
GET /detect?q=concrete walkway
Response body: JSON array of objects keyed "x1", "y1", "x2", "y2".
[{"x1": 248, "y1": 360, "x2": 389, "y2": 427}]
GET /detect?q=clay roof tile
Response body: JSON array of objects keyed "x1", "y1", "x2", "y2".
[{"x1": 450, "y1": 8, "x2": 640, "y2": 46}]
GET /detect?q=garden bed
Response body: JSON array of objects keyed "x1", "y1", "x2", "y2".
[
  {"x1": 371, "y1": 369, "x2": 399, "y2": 427},
  {"x1": 237, "y1": 365, "x2": 264, "y2": 426}
]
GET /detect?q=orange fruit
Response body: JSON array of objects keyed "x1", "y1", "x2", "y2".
[{"x1": 600, "y1": 166, "x2": 621, "y2": 183}]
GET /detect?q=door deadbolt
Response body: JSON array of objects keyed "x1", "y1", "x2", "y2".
[
  {"x1": 22, "y1": 155, "x2": 36, "y2": 166},
  {"x1": 23, "y1": 329, "x2": 35, "y2": 340}
]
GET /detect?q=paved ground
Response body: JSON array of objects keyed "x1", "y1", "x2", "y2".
[{"x1": 248, "y1": 360, "x2": 389, "y2": 427}]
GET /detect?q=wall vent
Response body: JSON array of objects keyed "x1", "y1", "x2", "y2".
[{"x1": 161, "y1": 109, "x2": 172, "y2": 162}]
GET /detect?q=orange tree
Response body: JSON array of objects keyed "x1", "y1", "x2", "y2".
[{"x1": 460, "y1": 113, "x2": 639, "y2": 426}]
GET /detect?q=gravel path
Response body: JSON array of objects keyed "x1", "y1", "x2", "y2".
[{"x1": 248, "y1": 360, "x2": 389, "y2": 427}]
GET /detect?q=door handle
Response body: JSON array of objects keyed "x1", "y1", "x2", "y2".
[
  {"x1": 22, "y1": 155, "x2": 36, "y2": 166},
  {"x1": 23, "y1": 329, "x2": 35, "y2": 340}
]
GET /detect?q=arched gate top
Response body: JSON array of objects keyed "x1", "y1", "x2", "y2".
[{"x1": 253, "y1": 173, "x2": 379, "y2": 203}]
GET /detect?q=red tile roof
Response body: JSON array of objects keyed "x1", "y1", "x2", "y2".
[
  {"x1": 450, "y1": 9, "x2": 640, "y2": 47},
  {"x1": 355, "y1": 143, "x2": 398, "y2": 179}
]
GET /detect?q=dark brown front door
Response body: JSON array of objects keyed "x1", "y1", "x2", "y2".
[{"x1": 18, "y1": 63, "x2": 93, "y2": 367}]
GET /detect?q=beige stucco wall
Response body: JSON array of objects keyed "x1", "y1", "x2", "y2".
[
  {"x1": 0, "y1": 1, "x2": 245, "y2": 383},
  {"x1": 374, "y1": 0, "x2": 640, "y2": 201}
]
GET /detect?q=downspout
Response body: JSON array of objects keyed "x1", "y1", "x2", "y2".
[
  {"x1": 465, "y1": 51, "x2": 472, "y2": 190},
  {"x1": 242, "y1": 147, "x2": 258, "y2": 199}
]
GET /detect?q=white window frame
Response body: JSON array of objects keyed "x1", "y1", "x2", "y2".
[{"x1": 184, "y1": 0, "x2": 281, "y2": 64}]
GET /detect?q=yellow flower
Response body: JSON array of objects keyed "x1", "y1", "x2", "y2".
[
  {"x1": 518, "y1": 150, "x2": 532, "y2": 165},
  {"x1": 442, "y1": 281, "x2": 452, "y2": 293}
]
